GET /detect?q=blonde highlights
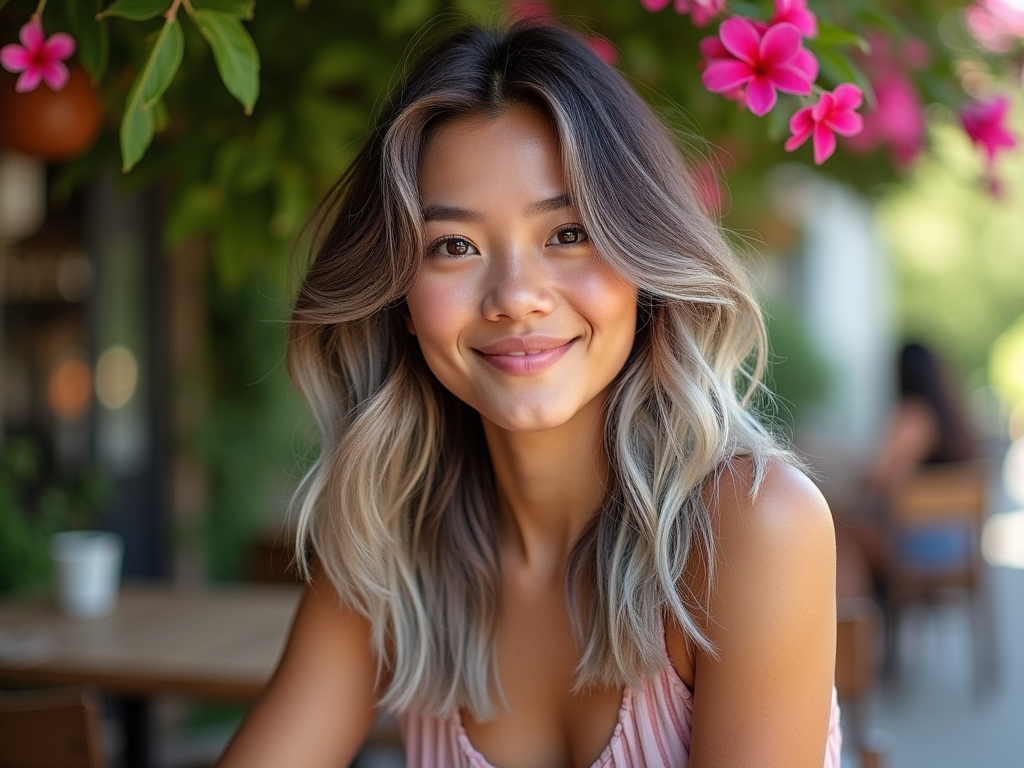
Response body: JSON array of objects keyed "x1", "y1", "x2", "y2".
[{"x1": 288, "y1": 21, "x2": 786, "y2": 718}]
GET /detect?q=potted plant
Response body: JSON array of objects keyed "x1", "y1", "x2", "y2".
[{"x1": 0, "y1": 438, "x2": 115, "y2": 615}]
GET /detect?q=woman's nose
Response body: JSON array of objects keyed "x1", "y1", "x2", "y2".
[{"x1": 481, "y1": 249, "x2": 556, "y2": 322}]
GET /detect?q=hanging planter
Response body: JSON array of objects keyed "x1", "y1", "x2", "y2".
[{"x1": 0, "y1": 66, "x2": 102, "y2": 162}]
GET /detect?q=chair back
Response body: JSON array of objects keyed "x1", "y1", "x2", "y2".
[
  {"x1": 836, "y1": 597, "x2": 878, "y2": 700},
  {"x1": 891, "y1": 462, "x2": 986, "y2": 527},
  {"x1": 0, "y1": 687, "x2": 105, "y2": 768}
]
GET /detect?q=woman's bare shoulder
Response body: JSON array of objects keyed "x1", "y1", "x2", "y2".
[
  {"x1": 706, "y1": 455, "x2": 834, "y2": 547},
  {"x1": 216, "y1": 567, "x2": 378, "y2": 768},
  {"x1": 682, "y1": 457, "x2": 837, "y2": 766}
]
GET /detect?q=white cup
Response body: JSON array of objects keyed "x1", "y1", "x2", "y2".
[{"x1": 50, "y1": 531, "x2": 125, "y2": 618}]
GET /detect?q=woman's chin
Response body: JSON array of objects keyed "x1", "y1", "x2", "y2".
[{"x1": 479, "y1": 401, "x2": 581, "y2": 434}]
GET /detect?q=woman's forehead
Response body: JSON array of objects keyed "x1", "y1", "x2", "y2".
[{"x1": 418, "y1": 107, "x2": 566, "y2": 211}]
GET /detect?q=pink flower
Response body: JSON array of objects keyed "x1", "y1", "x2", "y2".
[
  {"x1": 965, "y1": 0, "x2": 1024, "y2": 53},
  {"x1": 587, "y1": 37, "x2": 619, "y2": 65},
  {"x1": 678, "y1": 0, "x2": 726, "y2": 27},
  {"x1": 785, "y1": 84, "x2": 864, "y2": 164},
  {"x1": 961, "y1": 96, "x2": 1018, "y2": 166},
  {"x1": 0, "y1": 19, "x2": 76, "y2": 93},
  {"x1": 641, "y1": 0, "x2": 724, "y2": 26},
  {"x1": 508, "y1": 0, "x2": 555, "y2": 22},
  {"x1": 701, "y1": 19, "x2": 816, "y2": 116},
  {"x1": 771, "y1": 0, "x2": 817, "y2": 38},
  {"x1": 847, "y1": 74, "x2": 925, "y2": 167}
]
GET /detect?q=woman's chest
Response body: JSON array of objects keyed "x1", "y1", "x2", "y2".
[{"x1": 459, "y1": 584, "x2": 623, "y2": 768}]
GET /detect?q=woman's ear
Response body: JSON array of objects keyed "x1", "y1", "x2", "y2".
[{"x1": 400, "y1": 301, "x2": 417, "y2": 336}]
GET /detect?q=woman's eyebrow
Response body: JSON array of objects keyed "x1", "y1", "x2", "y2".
[
  {"x1": 421, "y1": 203, "x2": 483, "y2": 222},
  {"x1": 524, "y1": 193, "x2": 571, "y2": 217},
  {"x1": 422, "y1": 194, "x2": 571, "y2": 223}
]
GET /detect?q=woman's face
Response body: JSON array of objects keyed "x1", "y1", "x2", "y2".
[{"x1": 405, "y1": 106, "x2": 638, "y2": 433}]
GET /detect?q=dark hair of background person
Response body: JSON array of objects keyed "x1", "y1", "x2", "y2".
[{"x1": 899, "y1": 342, "x2": 976, "y2": 463}]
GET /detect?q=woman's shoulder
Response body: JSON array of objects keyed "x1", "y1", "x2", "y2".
[{"x1": 703, "y1": 455, "x2": 834, "y2": 558}]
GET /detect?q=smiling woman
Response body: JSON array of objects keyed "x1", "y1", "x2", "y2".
[
  {"x1": 406, "y1": 108, "x2": 638, "y2": 433},
  {"x1": 217, "y1": 19, "x2": 840, "y2": 768}
]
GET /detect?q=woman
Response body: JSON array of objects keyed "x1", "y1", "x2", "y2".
[{"x1": 219, "y1": 20, "x2": 840, "y2": 768}]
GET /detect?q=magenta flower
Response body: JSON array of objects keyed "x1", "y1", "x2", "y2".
[
  {"x1": 965, "y1": 0, "x2": 1024, "y2": 54},
  {"x1": 771, "y1": 0, "x2": 818, "y2": 38},
  {"x1": 641, "y1": 0, "x2": 724, "y2": 26},
  {"x1": 785, "y1": 84, "x2": 864, "y2": 164},
  {"x1": 0, "y1": 19, "x2": 76, "y2": 93},
  {"x1": 847, "y1": 74, "x2": 925, "y2": 167},
  {"x1": 587, "y1": 37, "x2": 619, "y2": 66},
  {"x1": 701, "y1": 19, "x2": 816, "y2": 116},
  {"x1": 961, "y1": 96, "x2": 1018, "y2": 166}
]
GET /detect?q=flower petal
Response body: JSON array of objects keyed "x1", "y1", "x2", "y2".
[
  {"x1": 44, "y1": 32, "x2": 76, "y2": 60},
  {"x1": 789, "y1": 105, "x2": 815, "y2": 133},
  {"x1": 20, "y1": 20, "x2": 44, "y2": 51},
  {"x1": 832, "y1": 83, "x2": 864, "y2": 111},
  {"x1": 746, "y1": 77, "x2": 778, "y2": 116},
  {"x1": 767, "y1": 63, "x2": 812, "y2": 95},
  {"x1": 811, "y1": 92, "x2": 835, "y2": 122},
  {"x1": 759, "y1": 22, "x2": 802, "y2": 67},
  {"x1": 702, "y1": 59, "x2": 754, "y2": 93},
  {"x1": 719, "y1": 18, "x2": 761, "y2": 66},
  {"x1": 699, "y1": 36, "x2": 730, "y2": 60},
  {"x1": 792, "y1": 48, "x2": 819, "y2": 82},
  {"x1": 15, "y1": 68, "x2": 43, "y2": 93},
  {"x1": 825, "y1": 110, "x2": 863, "y2": 137},
  {"x1": 812, "y1": 123, "x2": 837, "y2": 164},
  {"x1": 641, "y1": 0, "x2": 672, "y2": 11},
  {"x1": 40, "y1": 60, "x2": 69, "y2": 91},
  {"x1": 785, "y1": 109, "x2": 815, "y2": 151},
  {"x1": 0, "y1": 44, "x2": 31, "y2": 72}
]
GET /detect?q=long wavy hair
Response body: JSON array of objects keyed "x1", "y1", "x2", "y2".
[{"x1": 288, "y1": 20, "x2": 787, "y2": 719}]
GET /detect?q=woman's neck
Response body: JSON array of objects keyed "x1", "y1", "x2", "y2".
[{"x1": 481, "y1": 387, "x2": 611, "y2": 581}]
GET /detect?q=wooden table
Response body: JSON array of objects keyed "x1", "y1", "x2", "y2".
[{"x1": 0, "y1": 582, "x2": 303, "y2": 766}]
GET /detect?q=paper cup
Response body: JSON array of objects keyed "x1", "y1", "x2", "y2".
[{"x1": 50, "y1": 531, "x2": 124, "y2": 618}]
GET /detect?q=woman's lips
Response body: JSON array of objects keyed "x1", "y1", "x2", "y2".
[{"x1": 473, "y1": 336, "x2": 577, "y2": 374}]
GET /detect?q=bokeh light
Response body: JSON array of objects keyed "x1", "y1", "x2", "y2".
[
  {"x1": 982, "y1": 511, "x2": 1024, "y2": 569},
  {"x1": 95, "y1": 346, "x2": 138, "y2": 410},
  {"x1": 47, "y1": 352, "x2": 92, "y2": 420}
]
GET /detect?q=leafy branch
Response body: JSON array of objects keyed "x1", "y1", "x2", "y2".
[{"x1": 93, "y1": 0, "x2": 259, "y2": 170}]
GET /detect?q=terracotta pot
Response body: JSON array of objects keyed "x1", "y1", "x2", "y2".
[{"x1": 0, "y1": 67, "x2": 102, "y2": 161}]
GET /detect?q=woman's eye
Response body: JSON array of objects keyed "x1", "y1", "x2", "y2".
[
  {"x1": 428, "y1": 236, "x2": 477, "y2": 258},
  {"x1": 548, "y1": 225, "x2": 589, "y2": 246}
]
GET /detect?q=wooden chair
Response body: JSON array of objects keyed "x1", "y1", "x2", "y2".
[
  {"x1": 0, "y1": 686, "x2": 106, "y2": 768},
  {"x1": 884, "y1": 461, "x2": 996, "y2": 691},
  {"x1": 836, "y1": 598, "x2": 888, "y2": 768}
]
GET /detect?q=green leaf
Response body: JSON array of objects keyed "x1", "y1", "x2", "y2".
[
  {"x1": 98, "y1": 0, "x2": 171, "y2": 21},
  {"x1": 120, "y1": 77, "x2": 154, "y2": 172},
  {"x1": 140, "y1": 17, "x2": 183, "y2": 109},
  {"x1": 67, "y1": 0, "x2": 109, "y2": 82},
  {"x1": 192, "y1": 0, "x2": 254, "y2": 19},
  {"x1": 191, "y1": 9, "x2": 260, "y2": 115},
  {"x1": 0, "y1": 0, "x2": 11, "y2": 9},
  {"x1": 120, "y1": 17, "x2": 184, "y2": 171},
  {"x1": 815, "y1": 22, "x2": 870, "y2": 54}
]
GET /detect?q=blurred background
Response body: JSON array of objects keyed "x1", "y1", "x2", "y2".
[{"x1": 0, "y1": 1, "x2": 1022, "y2": 766}]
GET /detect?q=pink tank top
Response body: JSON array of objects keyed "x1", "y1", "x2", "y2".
[{"x1": 400, "y1": 664, "x2": 843, "y2": 767}]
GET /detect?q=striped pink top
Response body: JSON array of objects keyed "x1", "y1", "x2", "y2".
[{"x1": 401, "y1": 665, "x2": 843, "y2": 767}]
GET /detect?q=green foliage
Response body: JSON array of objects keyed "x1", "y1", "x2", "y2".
[
  {"x1": 191, "y1": 9, "x2": 259, "y2": 115},
  {"x1": 99, "y1": 0, "x2": 170, "y2": 22},
  {"x1": 66, "y1": 0, "x2": 108, "y2": 81},
  {"x1": 0, "y1": 440, "x2": 112, "y2": 595},
  {"x1": 120, "y1": 15, "x2": 183, "y2": 170},
  {"x1": 878, "y1": 104, "x2": 1024, "y2": 382}
]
